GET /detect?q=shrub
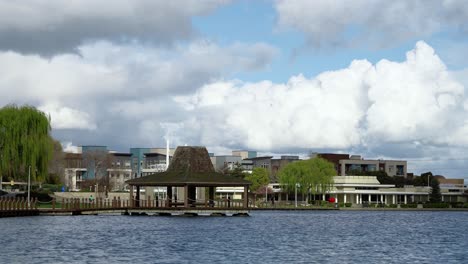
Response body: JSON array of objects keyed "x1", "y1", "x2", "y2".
[
  {"x1": 16, "y1": 190, "x2": 52, "y2": 202},
  {"x1": 450, "y1": 202, "x2": 464, "y2": 208},
  {"x1": 387, "y1": 204, "x2": 398, "y2": 208},
  {"x1": 423, "y1": 203, "x2": 449, "y2": 208},
  {"x1": 345, "y1": 203, "x2": 352, "y2": 207},
  {"x1": 400, "y1": 204, "x2": 417, "y2": 208}
]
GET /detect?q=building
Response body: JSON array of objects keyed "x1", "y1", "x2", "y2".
[
  {"x1": 269, "y1": 176, "x2": 467, "y2": 205},
  {"x1": 142, "y1": 153, "x2": 172, "y2": 176},
  {"x1": 232, "y1": 150, "x2": 257, "y2": 160},
  {"x1": 108, "y1": 152, "x2": 132, "y2": 191},
  {"x1": 130, "y1": 147, "x2": 175, "y2": 178},
  {"x1": 63, "y1": 153, "x2": 86, "y2": 191},
  {"x1": 270, "y1": 156, "x2": 300, "y2": 182},
  {"x1": 313, "y1": 153, "x2": 407, "y2": 177},
  {"x1": 130, "y1": 148, "x2": 152, "y2": 178},
  {"x1": 211, "y1": 155, "x2": 242, "y2": 172}
]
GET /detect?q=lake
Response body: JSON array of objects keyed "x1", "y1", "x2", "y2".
[{"x1": 1, "y1": 211, "x2": 467, "y2": 263}]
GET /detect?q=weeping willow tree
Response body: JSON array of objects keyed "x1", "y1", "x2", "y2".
[
  {"x1": 279, "y1": 158, "x2": 335, "y2": 203},
  {"x1": 0, "y1": 105, "x2": 53, "y2": 182}
]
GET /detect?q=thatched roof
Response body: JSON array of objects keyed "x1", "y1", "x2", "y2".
[{"x1": 126, "y1": 146, "x2": 251, "y2": 187}]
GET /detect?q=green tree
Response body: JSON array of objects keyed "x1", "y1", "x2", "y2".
[
  {"x1": 429, "y1": 177, "x2": 442, "y2": 203},
  {"x1": 229, "y1": 162, "x2": 246, "y2": 179},
  {"x1": 279, "y1": 158, "x2": 335, "y2": 202},
  {"x1": 46, "y1": 139, "x2": 65, "y2": 184},
  {"x1": 245, "y1": 167, "x2": 269, "y2": 193},
  {"x1": 0, "y1": 105, "x2": 53, "y2": 182},
  {"x1": 244, "y1": 167, "x2": 270, "y2": 203},
  {"x1": 219, "y1": 162, "x2": 246, "y2": 179}
]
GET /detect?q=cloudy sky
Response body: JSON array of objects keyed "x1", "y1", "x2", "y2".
[{"x1": 1, "y1": 0, "x2": 468, "y2": 179}]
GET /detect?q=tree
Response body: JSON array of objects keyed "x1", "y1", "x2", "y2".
[
  {"x1": 228, "y1": 162, "x2": 246, "y2": 179},
  {"x1": 46, "y1": 139, "x2": 65, "y2": 184},
  {"x1": 279, "y1": 158, "x2": 335, "y2": 203},
  {"x1": 245, "y1": 167, "x2": 270, "y2": 202},
  {"x1": 429, "y1": 177, "x2": 442, "y2": 203},
  {"x1": 82, "y1": 150, "x2": 114, "y2": 195},
  {"x1": 218, "y1": 162, "x2": 246, "y2": 179},
  {"x1": 0, "y1": 105, "x2": 53, "y2": 182}
]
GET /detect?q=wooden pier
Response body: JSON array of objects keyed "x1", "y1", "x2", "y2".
[{"x1": 1, "y1": 196, "x2": 249, "y2": 217}]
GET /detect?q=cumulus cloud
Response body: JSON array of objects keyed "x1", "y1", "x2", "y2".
[
  {"x1": 175, "y1": 41, "x2": 466, "y2": 154},
  {"x1": 38, "y1": 103, "x2": 97, "y2": 130},
  {"x1": 275, "y1": 0, "x2": 468, "y2": 48},
  {"x1": 0, "y1": 40, "x2": 275, "y2": 139},
  {"x1": 61, "y1": 142, "x2": 80, "y2": 153},
  {"x1": 0, "y1": 0, "x2": 229, "y2": 55}
]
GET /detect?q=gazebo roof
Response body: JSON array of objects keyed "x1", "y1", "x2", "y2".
[{"x1": 126, "y1": 146, "x2": 251, "y2": 187}]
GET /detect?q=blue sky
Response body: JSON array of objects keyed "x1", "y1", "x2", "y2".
[{"x1": 0, "y1": 0, "x2": 468, "y2": 179}]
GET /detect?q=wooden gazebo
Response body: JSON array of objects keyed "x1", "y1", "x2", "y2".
[{"x1": 126, "y1": 146, "x2": 251, "y2": 209}]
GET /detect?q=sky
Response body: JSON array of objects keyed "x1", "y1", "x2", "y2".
[{"x1": 1, "y1": 0, "x2": 468, "y2": 179}]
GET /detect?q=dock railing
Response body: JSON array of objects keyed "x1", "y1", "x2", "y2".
[{"x1": 1, "y1": 196, "x2": 248, "y2": 212}]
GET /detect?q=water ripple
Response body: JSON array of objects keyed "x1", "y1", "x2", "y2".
[{"x1": 0, "y1": 211, "x2": 467, "y2": 263}]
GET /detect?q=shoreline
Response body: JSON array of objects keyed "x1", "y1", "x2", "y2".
[{"x1": 251, "y1": 207, "x2": 468, "y2": 212}]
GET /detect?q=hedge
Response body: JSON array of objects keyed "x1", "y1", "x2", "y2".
[{"x1": 423, "y1": 203, "x2": 450, "y2": 208}]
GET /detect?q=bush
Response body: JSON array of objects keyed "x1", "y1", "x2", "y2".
[
  {"x1": 450, "y1": 202, "x2": 464, "y2": 208},
  {"x1": 345, "y1": 203, "x2": 352, "y2": 207},
  {"x1": 464, "y1": 203, "x2": 468, "y2": 208},
  {"x1": 387, "y1": 204, "x2": 398, "y2": 208},
  {"x1": 16, "y1": 191, "x2": 52, "y2": 202},
  {"x1": 400, "y1": 204, "x2": 417, "y2": 208},
  {"x1": 423, "y1": 203, "x2": 449, "y2": 208},
  {"x1": 40, "y1": 184, "x2": 63, "y2": 192}
]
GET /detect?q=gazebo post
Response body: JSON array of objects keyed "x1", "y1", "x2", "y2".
[
  {"x1": 209, "y1": 186, "x2": 214, "y2": 207},
  {"x1": 243, "y1": 185, "x2": 249, "y2": 209},
  {"x1": 129, "y1": 185, "x2": 134, "y2": 207},
  {"x1": 167, "y1": 186, "x2": 172, "y2": 207},
  {"x1": 184, "y1": 185, "x2": 189, "y2": 208},
  {"x1": 136, "y1": 186, "x2": 141, "y2": 208}
]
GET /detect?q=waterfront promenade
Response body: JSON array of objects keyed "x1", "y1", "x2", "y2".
[
  {"x1": 3, "y1": 195, "x2": 468, "y2": 218},
  {"x1": 0, "y1": 196, "x2": 250, "y2": 217}
]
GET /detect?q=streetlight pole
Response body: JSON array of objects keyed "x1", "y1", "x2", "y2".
[
  {"x1": 295, "y1": 183, "x2": 298, "y2": 208},
  {"x1": 27, "y1": 165, "x2": 31, "y2": 208}
]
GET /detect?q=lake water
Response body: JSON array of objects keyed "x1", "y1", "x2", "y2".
[{"x1": 1, "y1": 211, "x2": 467, "y2": 263}]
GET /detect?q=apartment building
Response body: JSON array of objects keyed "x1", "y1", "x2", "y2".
[{"x1": 314, "y1": 153, "x2": 407, "y2": 177}]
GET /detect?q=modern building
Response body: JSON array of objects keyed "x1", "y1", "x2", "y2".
[
  {"x1": 130, "y1": 148, "x2": 152, "y2": 179},
  {"x1": 142, "y1": 153, "x2": 172, "y2": 176},
  {"x1": 108, "y1": 152, "x2": 132, "y2": 191},
  {"x1": 241, "y1": 155, "x2": 299, "y2": 182},
  {"x1": 268, "y1": 176, "x2": 467, "y2": 205},
  {"x1": 232, "y1": 150, "x2": 257, "y2": 160},
  {"x1": 313, "y1": 153, "x2": 407, "y2": 177},
  {"x1": 130, "y1": 147, "x2": 175, "y2": 178},
  {"x1": 211, "y1": 155, "x2": 242, "y2": 172},
  {"x1": 63, "y1": 153, "x2": 86, "y2": 191}
]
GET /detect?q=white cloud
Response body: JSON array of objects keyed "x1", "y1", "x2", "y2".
[
  {"x1": 39, "y1": 103, "x2": 96, "y2": 130},
  {"x1": 365, "y1": 41, "x2": 464, "y2": 143},
  {"x1": 175, "y1": 41, "x2": 467, "y2": 153},
  {"x1": 61, "y1": 142, "x2": 80, "y2": 153},
  {"x1": 275, "y1": 0, "x2": 468, "y2": 48},
  {"x1": 0, "y1": 40, "x2": 275, "y2": 135},
  {"x1": 0, "y1": 0, "x2": 230, "y2": 54}
]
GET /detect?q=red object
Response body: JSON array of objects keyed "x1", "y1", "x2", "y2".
[{"x1": 328, "y1": 197, "x2": 336, "y2": 203}]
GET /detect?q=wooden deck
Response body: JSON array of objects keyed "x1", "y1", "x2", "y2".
[{"x1": 1, "y1": 197, "x2": 249, "y2": 217}]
